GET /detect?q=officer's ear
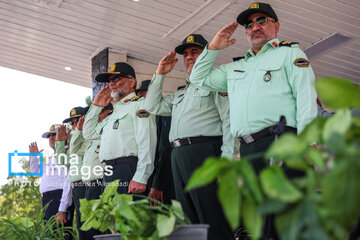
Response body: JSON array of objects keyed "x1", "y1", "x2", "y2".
[
  {"x1": 129, "y1": 78, "x2": 136, "y2": 90},
  {"x1": 274, "y1": 21, "x2": 280, "y2": 34}
]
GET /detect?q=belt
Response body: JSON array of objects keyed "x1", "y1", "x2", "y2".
[
  {"x1": 102, "y1": 156, "x2": 138, "y2": 166},
  {"x1": 239, "y1": 126, "x2": 296, "y2": 144},
  {"x1": 41, "y1": 189, "x2": 63, "y2": 197},
  {"x1": 171, "y1": 136, "x2": 222, "y2": 149}
]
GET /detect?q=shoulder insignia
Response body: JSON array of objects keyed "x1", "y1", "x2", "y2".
[
  {"x1": 177, "y1": 85, "x2": 185, "y2": 91},
  {"x1": 279, "y1": 41, "x2": 299, "y2": 47},
  {"x1": 130, "y1": 96, "x2": 140, "y2": 102},
  {"x1": 136, "y1": 109, "x2": 150, "y2": 118},
  {"x1": 218, "y1": 92, "x2": 228, "y2": 97},
  {"x1": 233, "y1": 56, "x2": 245, "y2": 62},
  {"x1": 294, "y1": 58, "x2": 310, "y2": 67}
]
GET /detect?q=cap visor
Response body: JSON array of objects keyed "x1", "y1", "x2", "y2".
[
  {"x1": 63, "y1": 116, "x2": 81, "y2": 123},
  {"x1": 95, "y1": 73, "x2": 125, "y2": 82},
  {"x1": 42, "y1": 131, "x2": 55, "y2": 138},
  {"x1": 175, "y1": 43, "x2": 205, "y2": 54},
  {"x1": 237, "y1": 9, "x2": 270, "y2": 25}
]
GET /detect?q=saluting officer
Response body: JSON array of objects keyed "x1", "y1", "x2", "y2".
[
  {"x1": 189, "y1": 2, "x2": 317, "y2": 174},
  {"x1": 83, "y1": 62, "x2": 157, "y2": 195},
  {"x1": 145, "y1": 34, "x2": 234, "y2": 240}
]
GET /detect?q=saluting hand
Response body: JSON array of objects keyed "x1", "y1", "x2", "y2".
[
  {"x1": 77, "y1": 115, "x2": 85, "y2": 130},
  {"x1": 93, "y1": 85, "x2": 113, "y2": 107},
  {"x1": 29, "y1": 142, "x2": 43, "y2": 153},
  {"x1": 128, "y1": 180, "x2": 146, "y2": 194},
  {"x1": 208, "y1": 22, "x2": 238, "y2": 50},
  {"x1": 56, "y1": 124, "x2": 69, "y2": 141},
  {"x1": 156, "y1": 51, "x2": 178, "y2": 75}
]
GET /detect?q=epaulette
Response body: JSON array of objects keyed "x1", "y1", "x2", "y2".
[
  {"x1": 233, "y1": 56, "x2": 245, "y2": 62},
  {"x1": 279, "y1": 41, "x2": 299, "y2": 47},
  {"x1": 177, "y1": 85, "x2": 185, "y2": 91},
  {"x1": 130, "y1": 96, "x2": 140, "y2": 102}
]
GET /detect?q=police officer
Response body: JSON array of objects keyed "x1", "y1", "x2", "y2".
[
  {"x1": 56, "y1": 106, "x2": 87, "y2": 240},
  {"x1": 189, "y1": 3, "x2": 317, "y2": 239},
  {"x1": 135, "y1": 79, "x2": 175, "y2": 205},
  {"x1": 145, "y1": 34, "x2": 234, "y2": 240},
  {"x1": 83, "y1": 62, "x2": 157, "y2": 195},
  {"x1": 189, "y1": 2, "x2": 317, "y2": 173}
]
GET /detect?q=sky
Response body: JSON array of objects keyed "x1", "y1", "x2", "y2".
[{"x1": 0, "y1": 66, "x2": 92, "y2": 187}]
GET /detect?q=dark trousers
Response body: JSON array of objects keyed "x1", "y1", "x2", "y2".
[
  {"x1": 85, "y1": 179, "x2": 104, "y2": 239},
  {"x1": 239, "y1": 129, "x2": 299, "y2": 240},
  {"x1": 42, "y1": 189, "x2": 74, "y2": 240},
  {"x1": 103, "y1": 157, "x2": 138, "y2": 194},
  {"x1": 72, "y1": 184, "x2": 86, "y2": 240},
  {"x1": 171, "y1": 140, "x2": 234, "y2": 240}
]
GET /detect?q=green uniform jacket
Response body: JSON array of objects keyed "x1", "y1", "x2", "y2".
[
  {"x1": 55, "y1": 135, "x2": 83, "y2": 183},
  {"x1": 83, "y1": 92, "x2": 157, "y2": 185},
  {"x1": 189, "y1": 38, "x2": 317, "y2": 137},
  {"x1": 70, "y1": 128, "x2": 103, "y2": 182},
  {"x1": 145, "y1": 74, "x2": 234, "y2": 159}
]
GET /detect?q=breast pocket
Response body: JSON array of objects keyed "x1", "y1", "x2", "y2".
[
  {"x1": 192, "y1": 88, "x2": 211, "y2": 109},
  {"x1": 258, "y1": 62, "x2": 283, "y2": 88},
  {"x1": 171, "y1": 94, "x2": 184, "y2": 106},
  {"x1": 227, "y1": 71, "x2": 247, "y2": 93}
]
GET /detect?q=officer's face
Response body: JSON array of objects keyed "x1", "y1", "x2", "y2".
[
  {"x1": 109, "y1": 76, "x2": 136, "y2": 100},
  {"x1": 245, "y1": 13, "x2": 279, "y2": 51},
  {"x1": 48, "y1": 134, "x2": 55, "y2": 150},
  {"x1": 183, "y1": 46, "x2": 204, "y2": 74}
]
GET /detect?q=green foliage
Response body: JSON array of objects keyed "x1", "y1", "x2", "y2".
[
  {"x1": 186, "y1": 77, "x2": 360, "y2": 239},
  {"x1": 0, "y1": 158, "x2": 41, "y2": 220},
  {"x1": 0, "y1": 204, "x2": 76, "y2": 240},
  {"x1": 80, "y1": 180, "x2": 190, "y2": 239}
]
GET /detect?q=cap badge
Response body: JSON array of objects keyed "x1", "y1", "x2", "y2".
[
  {"x1": 50, "y1": 125, "x2": 55, "y2": 131},
  {"x1": 186, "y1": 35, "x2": 194, "y2": 43},
  {"x1": 250, "y1": 3, "x2": 259, "y2": 9},
  {"x1": 71, "y1": 108, "x2": 77, "y2": 116},
  {"x1": 110, "y1": 64, "x2": 116, "y2": 73},
  {"x1": 264, "y1": 71, "x2": 271, "y2": 82}
]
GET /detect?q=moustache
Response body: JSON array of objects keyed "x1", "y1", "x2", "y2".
[{"x1": 251, "y1": 30, "x2": 264, "y2": 38}]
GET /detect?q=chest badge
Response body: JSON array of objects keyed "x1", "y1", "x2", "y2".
[
  {"x1": 263, "y1": 71, "x2": 271, "y2": 82},
  {"x1": 113, "y1": 119, "x2": 119, "y2": 129},
  {"x1": 95, "y1": 145, "x2": 100, "y2": 153}
]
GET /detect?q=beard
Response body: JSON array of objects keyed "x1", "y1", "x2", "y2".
[{"x1": 111, "y1": 90, "x2": 125, "y2": 101}]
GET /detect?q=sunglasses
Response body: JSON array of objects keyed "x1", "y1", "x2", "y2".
[
  {"x1": 109, "y1": 75, "x2": 134, "y2": 83},
  {"x1": 244, "y1": 16, "x2": 275, "y2": 29}
]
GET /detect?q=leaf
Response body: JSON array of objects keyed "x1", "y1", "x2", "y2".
[
  {"x1": 265, "y1": 134, "x2": 308, "y2": 160},
  {"x1": 80, "y1": 199, "x2": 99, "y2": 221},
  {"x1": 322, "y1": 109, "x2": 351, "y2": 143},
  {"x1": 299, "y1": 117, "x2": 326, "y2": 145},
  {"x1": 170, "y1": 200, "x2": 186, "y2": 222},
  {"x1": 101, "y1": 179, "x2": 120, "y2": 202},
  {"x1": 257, "y1": 198, "x2": 287, "y2": 215},
  {"x1": 186, "y1": 157, "x2": 230, "y2": 191},
  {"x1": 305, "y1": 149, "x2": 325, "y2": 171},
  {"x1": 260, "y1": 166, "x2": 302, "y2": 203},
  {"x1": 315, "y1": 77, "x2": 360, "y2": 109},
  {"x1": 156, "y1": 214, "x2": 176, "y2": 237},
  {"x1": 218, "y1": 168, "x2": 241, "y2": 230},
  {"x1": 237, "y1": 159, "x2": 263, "y2": 204},
  {"x1": 322, "y1": 158, "x2": 360, "y2": 229},
  {"x1": 117, "y1": 194, "x2": 140, "y2": 225},
  {"x1": 243, "y1": 198, "x2": 263, "y2": 240}
]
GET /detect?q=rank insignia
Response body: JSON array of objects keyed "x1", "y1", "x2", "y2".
[
  {"x1": 272, "y1": 42, "x2": 278, "y2": 48},
  {"x1": 263, "y1": 71, "x2": 271, "y2": 82},
  {"x1": 137, "y1": 109, "x2": 150, "y2": 118},
  {"x1": 294, "y1": 58, "x2": 310, "y2": 67},
  {"x1": 95, "y1": 145, "x2": 100, "y2": 153},
  {"x1": 218, "y1": 92, "x2": 228, "y2": 96},
  {"x1": 113, "y1": 119, "x2": 119, "y2": 129}
]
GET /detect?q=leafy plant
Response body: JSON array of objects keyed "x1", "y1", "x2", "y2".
[
  {"x1": 80, "y1": 180, "x2": 190, "y2": 240},
  {"x1": 187, "y1": 76, "x2": 360, "y2": 240},
  {"x1": 0, "y1": 204, "x2": 76, "y2": 240}
]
